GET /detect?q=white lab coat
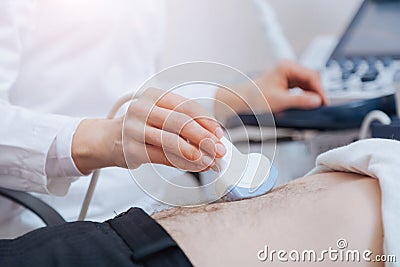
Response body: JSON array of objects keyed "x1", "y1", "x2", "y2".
[
  {"x1": 0, "y1": 0, "x2": 186, "y2": 238},
  {"x1": 0, "y1": 0, "x2": 286, "y2": 238}
]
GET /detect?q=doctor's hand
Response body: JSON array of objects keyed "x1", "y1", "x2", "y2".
[
  {"x1": 72, "y1": 88, "x2": 225, "y2": 174},
  {"x1": 215, "y1": 60, "x2": 328, "y2": 120},
  {"x1": 254, "y1": 60, "x2": 328, "y2": 112}
]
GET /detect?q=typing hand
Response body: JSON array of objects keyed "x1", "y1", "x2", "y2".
[
  {"x1": 254, "y1": 60, "x2": 328, "y2": 112},
  {"x1": 215, "y1": 60, "x2": 328, "y2": 120}
]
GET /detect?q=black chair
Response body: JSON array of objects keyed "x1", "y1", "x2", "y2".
[{"x1": 0, "y1": 187, "x2": 65, "y2": 226}]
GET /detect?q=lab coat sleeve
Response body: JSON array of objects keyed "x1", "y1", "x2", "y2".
[
  {"x1": 0, "y1": 101, "x2": 82, "y2": 195},
  {"x1": 45, "y1": 118, "x2": 85, "y2": 180},
  {"x1": 0, "y1": 2, "x2": 80, "y2": 195}
]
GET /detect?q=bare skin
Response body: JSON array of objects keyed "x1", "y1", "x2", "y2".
[
  {"x1": 154, "y1": 172, "x2": 383, "y2": 266},
  {"x1": 0, "y1": 172, "x2": 384, "y2": 266}
]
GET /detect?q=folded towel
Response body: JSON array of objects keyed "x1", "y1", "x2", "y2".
[{"x1": 307, "y1": 139, "x2": 400, "y2": 267}]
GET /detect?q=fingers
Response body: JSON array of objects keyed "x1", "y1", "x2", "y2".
[
  {"x1": 145, "y1": 105, "x2": 225, "y2": 158},
  {"x1": 143, "y1": 144, "x2": 206, "y2": 172},
  {"x1": 128, "y1": 91, "x2": 225, "y2": 158},
  {"x1": 125, "y1": 87, "x2": 225, "y2": 171},
  {"x1": 124, "y1": 119, "x2": 217, "y2": 169},
  {"x1": 285, "y1": 91, "x2": 323, "y2": 110},
  {"x1": 143, "y1": 88, "x2": 224, "y2": 139},
  {"x1": 126, "y1": 143, "x2": 206, "y2": 172},
  {"x1": 278, "y1": 60, "x2": 329, "y2": 106}
]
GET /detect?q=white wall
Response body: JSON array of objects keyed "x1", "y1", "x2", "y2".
[
  {"x1": 268, "y1": 0, "x2": 362, "y2": 54},
  {"x1": 160, "y1": 0, "x2": 363, "y2": 73}
]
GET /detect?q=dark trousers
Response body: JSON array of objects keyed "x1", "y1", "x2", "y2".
[{"x1": 0, "y1": 208, "x2": 192, "y2": 267}]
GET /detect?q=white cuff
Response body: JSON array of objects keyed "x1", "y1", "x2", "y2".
[
  {"x1": 0, "y1": 100, "x2": 83, "y2": 196},
  {"x1": 45, "y1": 118, "x2": 86, "y2": 178}
]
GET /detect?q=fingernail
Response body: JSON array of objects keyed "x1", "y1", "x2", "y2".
[
  {"x1": 191, "y1": 149, "x2": 202, "y2": 161},
  {"x1": 215, "y1": 143, "x2": 226, "y2": 156},
  {"x1": 215, "y1": 127, "x2": 224, "y2": 139},
  {"x1": 309, "y1": 95, "x2": 322, "y2": 106},
  {"x1": 201, "y1": 155, "x2": 214, "y2": 167},
  {"x1": 211, "y1": 164, "x2": 220, "y2": 173}
]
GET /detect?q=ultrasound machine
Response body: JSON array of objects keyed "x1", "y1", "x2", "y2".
[
  {"x1": 229, "y1": 0, "x2": 400, "y2": 131},
  {"x1": 323, "y1": 0, "x2": 400, "y2": 104}
]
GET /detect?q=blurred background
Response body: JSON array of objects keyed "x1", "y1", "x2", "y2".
[
  {"x1": 159, "y1": 0, "x2": 390, "y2": 185},
  {"x1": 160, "y1": 0, "x2": 363, "y2": 72}
]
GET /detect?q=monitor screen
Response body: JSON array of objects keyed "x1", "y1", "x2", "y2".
[{"x1": 333, "y1": 0, "x2": 400, "y2": 58}]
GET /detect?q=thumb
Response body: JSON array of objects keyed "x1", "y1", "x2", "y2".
[{"x1": 285, "y1": 91, "x2": 323, "y2": 110}]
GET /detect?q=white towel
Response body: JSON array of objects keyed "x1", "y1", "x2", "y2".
[{"x1": 307, "y1": 139, "x2": 400, "y2": 267}]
